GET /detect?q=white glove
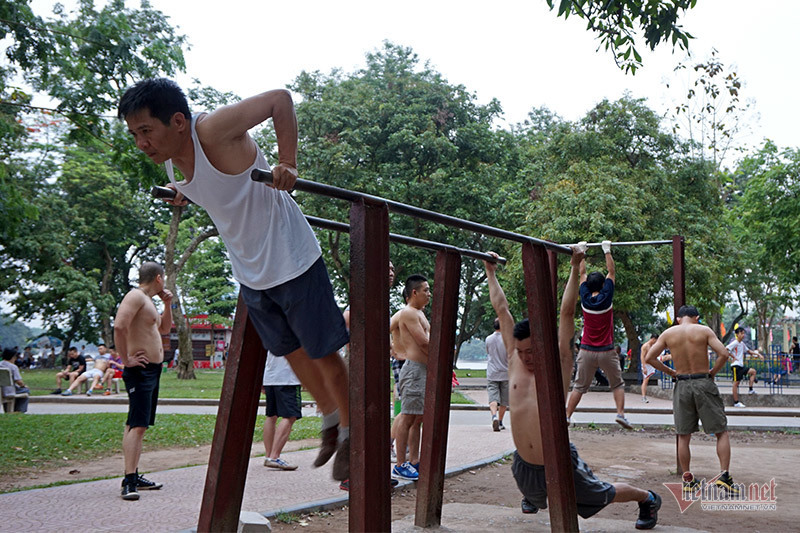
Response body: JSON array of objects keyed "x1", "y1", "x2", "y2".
[
  {"x1": 576, "y1": 241, "x2": 588, "y2": 254},
  {"x1": 601, "y1": 240, "x2": 612, "y2": 254}
]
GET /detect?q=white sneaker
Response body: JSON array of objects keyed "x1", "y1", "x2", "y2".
[
  {"x1": 566, "y1": 417, "x2": 572, "y2": 427},
  {"x1": 749, "y1": 389, "x2": 757, "y2": 395},
  {"x1": 641, "y1": 396, "x2": 650, "y2": 403},
  {"x1": 615, "y1": 415, "x2": 633, "y2": 430},
  {"x1": 733, "y1": 401, "x2": 746, "y2": 408}
]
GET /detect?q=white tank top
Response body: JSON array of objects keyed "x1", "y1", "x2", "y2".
[{"x1": 165, "y1": 115, "x2": 321, "y2": 290}]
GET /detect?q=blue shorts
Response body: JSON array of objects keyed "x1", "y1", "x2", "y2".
[
  {"x1": 264, "y1": 385, "x2": 303, "y2": 419},
  {"x1": 123, "y1": 362, "x2": 163, "y2": 428},
  {"x1": 240, "y1": 257, "x2": 349, "y2": 360}
]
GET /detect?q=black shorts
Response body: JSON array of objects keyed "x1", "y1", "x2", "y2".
[
  {"x1": 511, "y1": 446, "x2": 616, "y2": 519},
  {"x1": 123, "y1": 362, "x2": 163, "y2": 428},
  {"x1": 264, "y1": 385, "x2": 303, "y2": 419},
  {"x1": 731, "y1": 365, "x2": 753, "y2": 382}
]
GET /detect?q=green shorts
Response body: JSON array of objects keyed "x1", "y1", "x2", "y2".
[{"x1": 673, "y1": 376, "x2": 727, "y2": 435}]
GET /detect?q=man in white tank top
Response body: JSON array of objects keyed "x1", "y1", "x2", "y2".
[{"x1": 118, "y1": 79, "x2": 351, "y2": 482}]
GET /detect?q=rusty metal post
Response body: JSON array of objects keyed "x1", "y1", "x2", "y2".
[
  {"x1": 521, "y1": 242, "x2": 579, "y2": 533},
  {"x1": 198, "y1": 293, "x2": 268, "y2": 532},
  {"x1": 349, "y1": 199, "x2": 392, "y2": 532},
  {"x1": 548, "y1": 248, "x2": 559, "y2": 309},
  {"x1": 672, "y1": 235, "x2": 685, "y2": 318},
  {"x1": 415, "y1": 249, "x2": 462, "y2": 528}
]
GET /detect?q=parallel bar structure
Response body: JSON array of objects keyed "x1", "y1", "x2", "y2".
[{"x1": 251, "y1": 170, "x2": 572, "y2": 255}]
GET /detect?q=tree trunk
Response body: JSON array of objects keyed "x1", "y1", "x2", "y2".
[
  {"x1": 100, "y1": 244, "x2": 114, "y2": 345},
  {"x1": 165, "y1": 205, "x2": 196, "y2": 380},
  {"x1": 616, "y1": 310, "x2": 639, "y2": 373}
]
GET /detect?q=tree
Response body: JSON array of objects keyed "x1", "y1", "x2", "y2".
[{"x1": 546, "y1": 0, "x2": 697, "y2": 74}]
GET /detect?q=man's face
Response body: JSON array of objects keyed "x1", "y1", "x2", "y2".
[
  {"x1": 98, "y1": 345, "x2": 107, "y2": 356},
  {"x1": 736, "y1": 330, "x2": 745, "y2": 341},
  {"x1": 413, "y1": 281, "x2": 431, "y2": 307},
  {"x1": 125, "y1": 109, "x2": 181, "y2": 164},
  {"x1": 515, "y1": 337, "x2": 535, "y2": 371},
  {"x1": 68, "y1": 349, "x2": 78, "y2": 359}
]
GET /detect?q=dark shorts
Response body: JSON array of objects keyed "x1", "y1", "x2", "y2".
[
  {"x1": 673, "y1": 377, "x2": 727, "y2": 435},
  {"x1": 731, "y1": 365, "x2": 753, "y2": 382},
  {"x1": 240, "y1": 257, "x2": 349, "y2": 360},
  {"x1": 264, "y1": 385, "x2": 303, "y2": 419},
  {"x1": 123, "y1": 362, "x2": 163, "y2": 428},
  {"x1": 511, "y1": 446, "x2": 616, "y2": 519},
  {"x1": 391, "y1": 357, "x2": 406, "y2": 386}
]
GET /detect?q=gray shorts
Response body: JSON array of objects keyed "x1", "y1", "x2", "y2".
[
  {"x1": 487, "y1": 380, "x2": 509, "y2": 406},
  {"x1": 673, "y1": 377, "x2": 728, "y2": 435},
  {"x1": 511, "y1": 446, "x2": 616, "y2": 519},
  {"x1": 572, "y1": 349, "x2": 624, "y2": 393},
  {"x1": 398, "y1": 360, "x2": 426, "y2": 415}
]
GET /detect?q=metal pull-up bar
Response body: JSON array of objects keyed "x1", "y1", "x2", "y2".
[
  {"x1": 251, "y1": 169, "x2": 573, "y2": 255},
  {"x1": 562, "y1": 240, "x2": 673, "y2": 247}
]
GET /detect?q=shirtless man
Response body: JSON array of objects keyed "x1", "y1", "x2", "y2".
[
  {"x1": 484, "y1": 248, "x2": 661, "y2": 529},
  {"x1": 390, "y1": 274, "x2": 431, "y2": 481},
  {"x1": 113, "y1": 262, "x2": 173, "y2": 500},
  {"x1": 645, "y1": 305, "x2": 739, "y2": 496}
]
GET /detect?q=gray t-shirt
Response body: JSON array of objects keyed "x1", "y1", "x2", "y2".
[
  {"x1": 0, "y1": 360, "x2": 21, "y2": 397},
  {"x1": 485, "y1": 331, "x2": 508, "y2": 381}
]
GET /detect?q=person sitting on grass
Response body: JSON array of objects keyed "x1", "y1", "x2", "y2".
[{"x1": 62, "y1": 358, "x2": 111, "y2": 396}]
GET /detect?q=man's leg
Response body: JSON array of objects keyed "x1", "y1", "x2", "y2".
[
  {"x1": 498, "y1": 404, "x2": 507, "y2": 423},
  {"x1": 489, "y1": 400, "x2": 498, "y2": 418},
  {"x1": 641, "y1": 376, "x2": 649, "y2": 398},
  {"x1": 610, "y1": 482, "x2": 651, "y2": 503},
  {"x1": 677, "y1": 433, "x2": 692, "y2": 474},
  {"x1": 284, "y1": 349, "x2": 338, "y2": 415},
  {"x1": 732, "y1": 380, "x2": 741, "y2": 403},
  {"x1": 313, "y1": 351, "x2": 350, "y2": 428},
  {"x1": 272, "y1": 417, "x2": 296, "y2": 459},
  {"x1": 263, "y1": 415, "x2": 278, "y2": 458},
  {"x1": 123, "y1": 425, "x2": 147, "y2": 475},
  {"x1": 748, "y1": 369, "x2": 757, "y2": 391},
  {"x1": 612, "y1": 386, "x2": 626, "y2": 416},
  {"x1": 715, "y1": 431, "x2": 731, "y2": 472},
  {"x1": 565, "y1": 389, "x2": 584, "y2": 419},
  {"x1": 394, "y1": 414, "x2": 415, "y2": 466},
  {"x1": 407, "y1": 415, "x2": 423, "y2": 464}
]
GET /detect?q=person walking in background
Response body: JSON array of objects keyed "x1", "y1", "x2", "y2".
[
  {"x1": 485, "y1": 318, "x2": 509, "y2": 432},
  {"x1": 114, "y1": 262, "x2": 173, "y2": 500},
  {"x1": 262, "y1": 351, "x2": 303, "y2": 471}
]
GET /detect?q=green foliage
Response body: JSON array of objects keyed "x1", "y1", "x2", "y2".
[{"x1": 546, "y1": 0, "x2": 697, "y2": 74}]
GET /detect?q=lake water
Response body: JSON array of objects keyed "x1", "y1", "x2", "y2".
[{"x1": 455, "y1": 360, "x2": 488, "y2": 370}]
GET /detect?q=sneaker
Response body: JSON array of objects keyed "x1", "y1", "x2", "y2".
[
  {"x1": 641, "y1": 396, "x2": 650, "y2": 404},
  {"x1": 411, "y1": 462, "x2": 420, "y2": 473},
  {"x1": 498, "y1": 421, "x2": 506, "y2": 430},
  {"x1": 264, "y1": 457, "x2": 298, "y2": 471},
  {"x1": 339, "y1": 478, "x2": 349, "y2": 491},
  {"x1": 733, "y1": 401, "x2": 746, "y2": 408},
  {"x1": 392, "y1": 461, "x2": 419, "y2": 480},
  {"x1": 61, "y1": 390, "x2": 73, "y2": 396},
  {"x1": 566, "y1": 416, "x2": 572, "y2": 427},
  {"x1": 635, "y1": 491, "x2": 661, "y2": 530},
  {"x1": 332, "y1": 437, "x2": 349, "y2": 481},
  {"x1": 521, "y1": 498, "x2": 539, "y2": 514},
  {"x1": 104, "y1": 389, "x2": 111, "y2": 396},
  {"x1": 94, "y1": 383, "x2": 104, "y2": 390},
  {"x1": 749, "y1": 389, "x2": 757, "y2": 395},
  {"x1": 682, "y1": 472, "x2": 700, "y2": 495},
  {"x1": 120, "y1": 481, "x2": 139, "y2": 501},
  {"x1": 313, "y1": 425, "x2": 338, "y2": 468},
  {"x1": 50, "y1": 389, "x2": 62, "y2": 395},
  {"x1": 492, "y1": 417, "x2": 500, "y2": 432},
  {"x1": 136, "y1": 474, "x2": 163, "y2": 490},
  {"x1": 86, "y1": 389, "x2": 92, "y2": 396},
  {"x1": 615, "y1": 414, "x2": 633, "y2": 430},
  {"x1": 714, "y1": 471, "x2": 740, "y2": 496}
]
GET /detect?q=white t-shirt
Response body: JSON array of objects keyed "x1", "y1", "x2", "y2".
[
  {"x1": 726, "y1": 339, "x2": 747, "y2": 367},
  {"x1": 485, "y1": 331, "x2": 508, "y2": 382},
  {"x1": 263, "y1": 352, "x2": 300, "y2": 386},
  {"x1": 166, "y1": 115, "x2": 321, "y2": 290}
]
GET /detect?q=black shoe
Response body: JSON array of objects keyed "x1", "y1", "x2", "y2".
[
  {"x1": 635, "y1": 491, "x2": 661, "y2": 530},
  {"x1": 51, "y1": 389, "x2": 62, "y2": 395},
  {"x1": 136, "y1": 474, "x2": 163, "y2": 490},
  {"x1": 521, "y1": 498, "x2": 538, "y2": 514},
  {"x1": 682, "y1": 472, "x2": 700, "y2": 495},
  {"x1": 339, "y1": 479, "x2": 349, "y2": 491},
  {"x1": 332, "y1": 436, "x2": 350, "y2": 481},
  {"x1": 313, "y1": 425, "x2": 338, "y2": 468},
  {"x1": 492, "y1": 418, "x2": 500, "y2": 432},
  {"x1": 715, "y1": 471, "x2": 741, "y2": 496},
  {"x1": 121, "y1": 481, "x2": 139, "y2": 501}
]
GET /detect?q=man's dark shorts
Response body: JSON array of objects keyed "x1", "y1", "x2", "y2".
[
  {"x1": 264, "y1": 384, "x2": 303, "y2": 419},
  {"x1": 673, "y1": 376, "x2": 727, "y2": 434},
  {"x1": 731, "y1": 365, "x2": 753, "y2": 383},
  {"x1": 241, "y1": 257, "x2": 349, "y2": 360},
  {"x1": 511, "y1": 446, "x2": 616, "y2": 519},
  {"x1": 123, "y1": 362, "x2": 163, "y2": 428}
]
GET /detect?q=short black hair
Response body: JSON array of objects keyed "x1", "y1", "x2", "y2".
[
  {"x1": 734, "y1": 327, "x2": 745, "y2": 334},
  {"x1": 493, "y1": 318, "x2": 500, "y2": 330},
  {"x1": 676, "y1": 305, "x2": 700, "y2": 318},
  {"x1": 118, "y1": 78, "x2": 191, "y2": 125},
  {"x1": 2, "y1": 348, "x2": 17, "y2": 361},
  {"x1": 139, "y1": 262, "x2": 164, "y2": 284},
  {"x1": 650, "y1": 334, "x2": 659, "y2": 340},
  {"x1": 68, "y1": 346, "x2": 78, "y2": 353},
  {"x1": 513, "y1": 319, "x2": 530, "y2": 341},
  {"x1": 98, "y1": 343, "x2": 106, "y2": 348},
  {"x1": 585, "y1": 271, "x2": 605, "y2": 293},
  {"x1": 404, "y1": 274, "x2": 428, "y2": 297}
]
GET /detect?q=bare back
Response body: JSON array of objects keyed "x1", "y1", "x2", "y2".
[
  {"x1": 651, "y1": 323, "x2": 727, "y2": 375},
  {"x1": 393, "y1": 305, "x2": 429, "y2": 365},
  {"x1": 115, "y1": 289, "x2": 165, "y2": 364}
]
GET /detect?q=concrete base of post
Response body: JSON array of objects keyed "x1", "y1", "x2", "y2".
[{"x1": 238, "y1": 511, "x2": 271, "y2": 533}]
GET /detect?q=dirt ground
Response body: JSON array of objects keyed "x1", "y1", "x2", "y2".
[{"x1": 3, "y1": 429, "x2": 798, "y2": 532}]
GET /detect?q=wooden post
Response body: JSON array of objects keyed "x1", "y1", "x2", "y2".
[
  {"x1": 672, "y1": 234, "x2": 686, "y2": 475},
  {"x1": 198, "y1": 293, "x2": 268, "y2": 532},
  {"x1": 348, "y1": 199, "x2": 392, "y2": 532},
  {"x1": 415, "y1": 249, "x2": 461, "y2": 528},
  {"x1": 548, "y1": 248, "x2": 559, "y2": 309},
  {"x1": 521, "y1": 241, "x2": 579, "y2": 533}
]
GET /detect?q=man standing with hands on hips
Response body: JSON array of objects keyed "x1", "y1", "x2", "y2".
[{"x1": 114, "y1": 262, "x2": 173, "y2": 500}]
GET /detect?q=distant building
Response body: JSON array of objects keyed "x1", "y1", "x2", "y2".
[{"x1": 165, "y1": 315, "x2": 233, "y2": 364}]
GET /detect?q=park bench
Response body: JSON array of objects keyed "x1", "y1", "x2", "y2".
[{"x1": 0, "y1": 367, "x2": 29, "y2": 413}]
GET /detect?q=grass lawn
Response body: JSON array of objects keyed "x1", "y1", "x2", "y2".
[
  {"x1": 0, "y1": 412, "x2": 322, "y2": 488},
  {"x1": 454, "y1": 368, "x2": 486, "y2": 378}
]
